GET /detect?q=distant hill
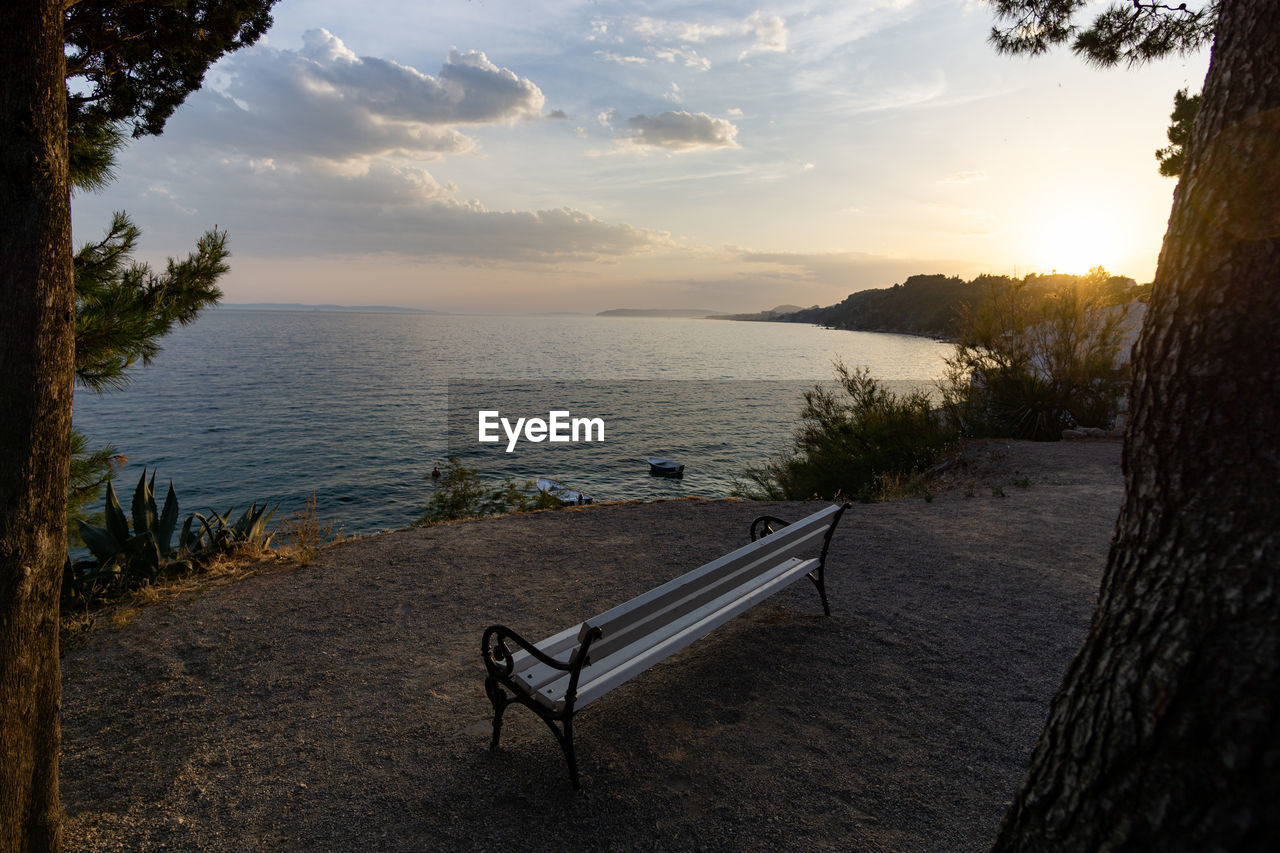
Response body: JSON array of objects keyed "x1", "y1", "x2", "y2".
[
  {"x1": 727, "y1": 272, "x2": 1143, "y2": 339},
  {"x1": 597, "y1": 308, "x2": 727, "y2": 317},
  {"x1": 711, "y1": 304, "x2": 813, "y2": 322},
  {"x1": 222, "y1": 303, "x2": 437, "y2": 314}
]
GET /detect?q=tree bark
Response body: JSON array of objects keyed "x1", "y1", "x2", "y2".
[
  {"x1": 0, "y1": 1, "x2": 73, "y2": 850},
  {"x1": 993, "y1": 0, "x2": 1280, "y2": 849}
]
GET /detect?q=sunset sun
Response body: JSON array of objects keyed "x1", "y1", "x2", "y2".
[{"x1": 1028, "y1": 200, "x2": 1131, "y2": 274}]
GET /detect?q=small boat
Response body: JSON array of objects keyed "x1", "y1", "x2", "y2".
[
  {"x1": 536, "y1": 477, "x2": 593, "y2": 505},
  {"x1": 648, "y1": 456, "x2": 685, "y2": 478}
]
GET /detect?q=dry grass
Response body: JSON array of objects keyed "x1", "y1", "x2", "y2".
[
  {"x1": 60, "y1": 545, "x2": 283, "y2": 646},
  {"x1": 273, "y1": 491, "x2": 342, "y2": 565}
]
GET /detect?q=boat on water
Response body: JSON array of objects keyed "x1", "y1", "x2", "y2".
[
  {"x1": 647, "y1": 456, "x2": 685, "y2": 478},
  {"x1": 536, "y1": 477, "x2": 593, "y2": 505}
]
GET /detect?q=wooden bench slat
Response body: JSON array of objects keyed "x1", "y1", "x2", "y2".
[
  {"x1": 532, "y1": 556, "x2": 817, "y2": 710},
  {"x1": 588, "y1": 505, "x2": 841, "y2": 640},
  {"x1": 589, "y1": 524, "x2": 830, "y2": 659},
  {"x1": 564, "y1": 557, "x2": 820, "y2": 710},
  {"x1": 514, "y1": 521, "x2": 832, "y2": 695}
]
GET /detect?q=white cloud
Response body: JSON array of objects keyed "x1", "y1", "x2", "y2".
[
  {"x1": 597, "y1": 109, "x2": 618, "y2": 128},
  {"x1": 652, "y1": 46, "x2": 712, "y2": 71},
  {"x1": 621, "y1": 111, "x2": 740, "y2": 152},
  {"x1": 595, "y1": 50, "x2": 648, "y2": 65},
  {"x1": 182, "y1": 30, "x2": 545, "y2": 163},
  {"x1": 629, "y1": 16, "x2": 728, "y2": 43},
  {"x1": 663, "y1": 82, "x2": 682, "y2": 103},
  {"x1": 741, "y1": 12, "x2": 788, "y2": 58}
]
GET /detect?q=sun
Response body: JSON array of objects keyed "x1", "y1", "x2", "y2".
[{"x1": 1026, "y1": 198, "x2": 1133, "y2": 275}]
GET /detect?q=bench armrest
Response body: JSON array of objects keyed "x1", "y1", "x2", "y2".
[
  {"x1": 749, "y1": 515, "x2": 792, "y2": 541},
  {"x1": 481, "y1": 623, "x2": 604, "y2": 680}
]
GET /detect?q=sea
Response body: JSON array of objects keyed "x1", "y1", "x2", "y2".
[{"x1": 72, "y1": 309, "x2": 952, "y2": 536}]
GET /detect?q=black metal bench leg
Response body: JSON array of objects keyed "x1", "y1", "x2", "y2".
[
  {"x1": 484, "y1": 676, "x2": 508, "y2": 749},
  {"x1": 539, "y1": 715, "x2": 581, "y2": 788},
  {"x1": 808, "y1": 570, "x2": 831, "y2": 616},
  {"x1": 562, "y1": 717, "x2": 580, "y2": 789}
]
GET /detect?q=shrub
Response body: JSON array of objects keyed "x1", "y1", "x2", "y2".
[
  {"x1": 275, "y1": 491, "x2": 342, "y2": 565},
  {"x1": 735, "y1": 362, "x2": 957, "y2": 502},
  {"x1": 941, "y1": 271, "x2": 1133, "y2": 440},
  {"x1": 417, "y1": 458, "x2": 564, "y2": 524}
]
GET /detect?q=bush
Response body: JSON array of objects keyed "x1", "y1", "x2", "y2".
[
  {"x1": 941, "y1": 270, "x2": 1133, "y2": 440},
  {"x1": 735, "y1": 363, "x2": 957, "y2": 502},
  {"x1": 417, "y1": 458, "x2": 564, "y2": 524}
]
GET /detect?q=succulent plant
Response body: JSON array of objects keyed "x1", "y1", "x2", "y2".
[{"x1": 66, "y1": 469, "x2": 276, "y2": 606}]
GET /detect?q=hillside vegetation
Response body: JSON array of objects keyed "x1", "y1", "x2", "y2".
[{"x1": 776, "y1": 269, "x2": 1145, "y2": 338}]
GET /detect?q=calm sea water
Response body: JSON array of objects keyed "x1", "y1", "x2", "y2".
[{"x1": 73, "y1": 310, "x2": 951, "y2": 535}]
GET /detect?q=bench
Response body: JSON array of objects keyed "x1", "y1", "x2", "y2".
[{"x1": 480, "y1": 503, "x2": 849, "y2": 787}]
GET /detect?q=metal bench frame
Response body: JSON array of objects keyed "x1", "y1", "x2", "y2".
[{"x1": 480, "y1": 503, "x2": 848, "y2": 787}]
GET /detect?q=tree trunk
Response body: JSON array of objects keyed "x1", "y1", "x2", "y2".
[
  {"x1": 0, "y1": 1, "x2": 73, "y2": 850},
  {"x1": 993, "y1": 0, "x2": 1280, "y2": 850}
]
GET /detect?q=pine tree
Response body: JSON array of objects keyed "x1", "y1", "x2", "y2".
[
  {"x1": 2, "y1": 2, "x2": 277, "y2": 849},
  {"x1": 985, "y1": 1, "x2": 1280, "y2": 847}
]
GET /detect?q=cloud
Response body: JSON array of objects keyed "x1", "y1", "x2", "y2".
[
  {"x1": 149, "y1": 157, "x2": 668, "y2": 263},
  {"x1": 179, "y1": 30, "x2": 545, "y2": 163},
  {"x1": 595, "y1": 50, "x2": 648, "y2": 65},
  {"x1": 93, "y1": 30, "x2": 669, "y2": 266},
  {"x1": 652, "y1": 46, "x2": 712, "y2": 70},
  {"x1": 622, "y1": 111, "x2": 740, "y2": 152},
  {"x1": 939, "y1": 170, "x2": 988, "y2": 184},
  {"x1": 606, "y1": 12, "x2": 785, "y2": 63},
  {"x1": 741, "y1": 12, "x2": 788, "y2": 57},
  {"x1": 629, "y1": 16, "x2": 728, "y2": 43},
  {"x1": 547, "y1": 109, "x2": 569, "y2": 120}
]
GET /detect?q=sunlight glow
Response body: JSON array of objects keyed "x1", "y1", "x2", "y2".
[{"x1": 1027, "y1": 198, "x2": 1134, "y2": 275}]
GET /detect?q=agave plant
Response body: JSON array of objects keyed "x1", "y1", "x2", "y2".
[
  {"x1": 186, "y1": 501, "x2": 279, "y2": 558},
  {"x1": 69, "y1": 469, "x2": 195, "y2": 599}
]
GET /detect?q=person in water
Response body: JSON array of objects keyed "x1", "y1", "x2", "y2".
[{"x1": 430, "y1": 466, "x2": 441, "y2": 479}]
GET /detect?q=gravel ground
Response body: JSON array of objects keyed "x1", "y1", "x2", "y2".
[{"x1": 61, "y1": 439, "x2": 1122, "y2": 852}]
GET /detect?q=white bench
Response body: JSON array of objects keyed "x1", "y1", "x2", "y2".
[{"x1": 480, "y1": 503, "x2": 848, "y2": 787}]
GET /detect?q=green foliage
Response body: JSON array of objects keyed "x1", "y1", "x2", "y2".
[
  {"x1": 67, "y1": 471, "x2": 194, "y2": 602},
  {"x1": 65, "y1": 0, "x2": 276, "y2": 141},
  {"x1": 940, "y1": 268, "x2": 1133, "y2": 440},
  {"x1": 67, "y1": 212, "x2": 227, "y2": 536},
  {"x1": 66, "y1": 469, "x2": 276, "y2": 607},
  {"x1": 792, "y1": 270, "x2": 1140, "y2": 339},
  {"x1": 67, "y1": 431, "x2": 126, "y2": 543},
  {"x1": 1156, "y1": 87, "x2": 1202, "y2": 177},
  {"x1": 735, "y1": 363, "x2": 957, "y2": 502},
  {"x1": 417, "y1": 459, "x2": 565, "y2": 524},
  {"x1": 74, "y1": 212, "x2": 227, "y2": 393},
  {"x1": 987, "y1": 0, "x2": 1217, "y2": 67},
  {"x1": 186, "y1": 502, "x2": 279, "y2": 558}
]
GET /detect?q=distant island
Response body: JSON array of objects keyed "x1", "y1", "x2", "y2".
[
  {"x1": 222, "y1": 303, "x2": 438, "y2": 314},
  {"x1": 597, "y1": 308, "x2": 727, "y2": 318}
]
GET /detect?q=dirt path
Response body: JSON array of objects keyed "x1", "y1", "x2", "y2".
[{"x1": 61, "y1": 440, "x2": 1122, "y2": 851}]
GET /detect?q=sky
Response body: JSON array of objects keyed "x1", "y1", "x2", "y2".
[{"x1": 70, "y1": 0, "x2": 1211, "y2": 314}]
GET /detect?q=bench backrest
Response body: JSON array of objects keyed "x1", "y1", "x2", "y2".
[{"x1": 582, "y1": 504, "x2": 843, "y2": 661}]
